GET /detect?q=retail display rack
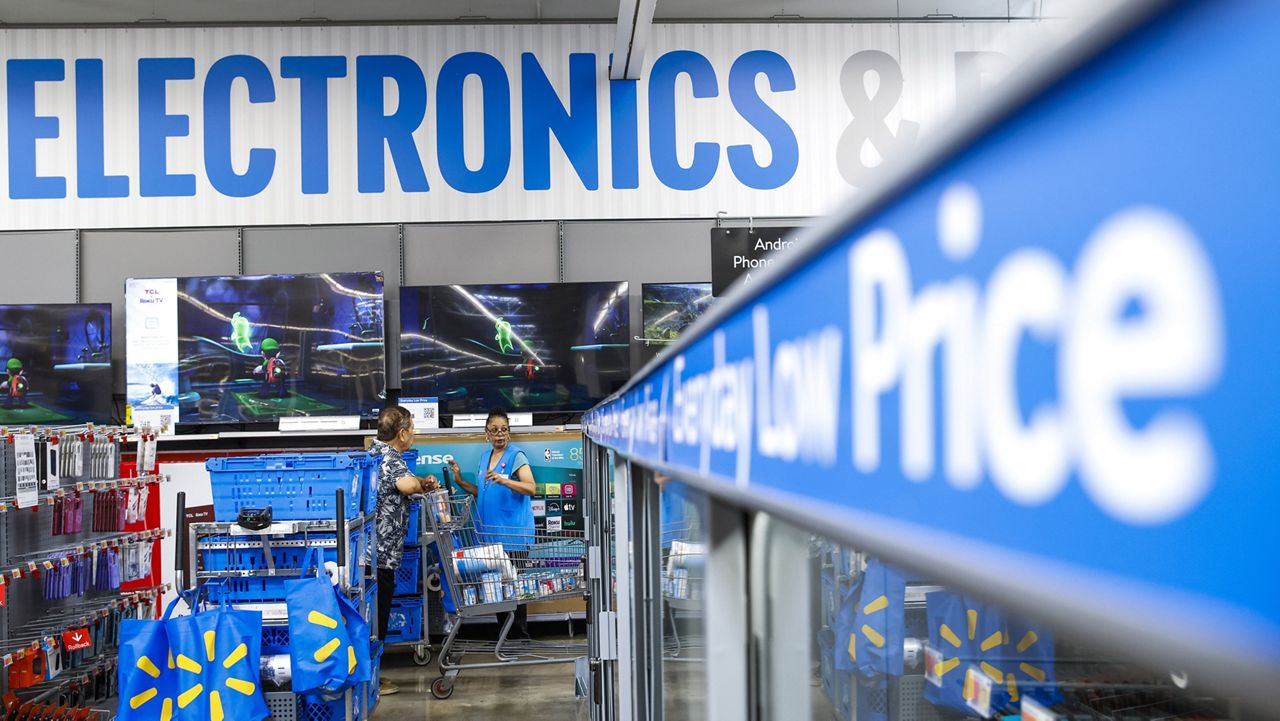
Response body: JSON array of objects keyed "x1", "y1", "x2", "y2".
[{"x1": 0, "y1": 424, "x2": 167, "y2": 721}]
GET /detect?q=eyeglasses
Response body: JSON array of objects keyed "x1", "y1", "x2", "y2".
[{"x1": 486, "y1": 426, "x2": 510, "y2": 435}]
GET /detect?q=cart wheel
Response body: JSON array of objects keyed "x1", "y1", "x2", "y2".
[
  {"x1": 431, "y1": 677, "x2": 454, "y2": 700},
  {"x1": 413, "y1": 645, "x2": 432, "y2": 666}
]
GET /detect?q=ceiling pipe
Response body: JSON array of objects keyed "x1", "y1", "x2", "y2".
[{"x1": 611, "y1": 0, "x2": 657, "y2": 80}]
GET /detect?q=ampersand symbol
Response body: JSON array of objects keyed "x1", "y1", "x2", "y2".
[{"x1": 837, "y1": 50, "x2": 920, "y2": 188}]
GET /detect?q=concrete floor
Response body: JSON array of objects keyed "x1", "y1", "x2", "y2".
[{"x1": 373, "y1": 647, "x2": 590, "y2": 720}]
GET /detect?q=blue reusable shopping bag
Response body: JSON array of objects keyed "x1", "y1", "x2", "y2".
[
  {"x1": 1005, "y1": 618, "x2": 1064, "y2": 708},
  {"x1": 832, "y1": 577, "x2": 861, "y2": 673},
  {"x1": 337, "y1": 584, "x2": 373, "y2": 685},
  {"x1": 285, "y1": 548, "x2": 358, "y2": 696},
  {"x1": 164, "y1": 585, "x2": 270, "y2": 721},
  {"x1": 923, "y1": 591, "x2": 1012, "y2": 714},
  {"x1": 851, "y1": 560, "x2": 908, "y2": 678},
  {"x1": 118, "y1": 595, "x2": 186, "y2": 721}
]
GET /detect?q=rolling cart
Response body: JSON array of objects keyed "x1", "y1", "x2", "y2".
[
  {"x1": 176, "y1": 485, "x2": 378, "y2": 721},
  {"x1": 417, "y1": 491, "x2": 587, "y2": 700},
  {"x1": 386, "y1": 499, "x2": 435, "y2": 668}
]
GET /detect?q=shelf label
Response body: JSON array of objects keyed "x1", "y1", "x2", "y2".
[{"x1": 278, "y1": 416, "x2": 361, "y2": 433}]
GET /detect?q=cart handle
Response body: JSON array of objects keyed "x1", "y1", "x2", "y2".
[
  {"x1": 175, "y1": 491, "x2": 187, "y2": 590},
  {"x1": 335, "y1": 488, "x2": 346, "y2": 567}
]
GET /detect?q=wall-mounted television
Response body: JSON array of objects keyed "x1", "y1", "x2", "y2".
[
  {"x1": 639, "y1": 283, "x2": 713, "y2": 365},
  {"x1": 400, "y1": 282, "x2": 630, "y2": 415},
  {"x1": 0, "y1": 304, "x2": 113, "y2": 425},
  {"x1": 126, "y1": 272, "x2": 385, "y2": 425}
]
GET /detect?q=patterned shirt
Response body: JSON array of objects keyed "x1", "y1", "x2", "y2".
[{"x1": 371, "y1": 440, "x2": 412, "y2": 569}]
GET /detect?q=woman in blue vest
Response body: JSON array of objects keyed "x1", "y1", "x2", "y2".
[{"x1": 448, "y1": 407, "x2": 537, "y2": 637}]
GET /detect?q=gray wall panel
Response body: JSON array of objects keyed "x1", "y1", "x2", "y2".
[
  {"x1": 244, "y1": 225, "x2": 402, "y2": 387},
  {"x1": 0, "y1": 232, "x2": 79, "y2": 304},
  {"x1": 81, "y1": 229, "x2": 241, "y2": 392},
  {"x1": 563, "y1": 220, "x2": 715, "y2": 372},
  {"x1": 403, "y1": 223, "x2": 559, "y2": 286}
]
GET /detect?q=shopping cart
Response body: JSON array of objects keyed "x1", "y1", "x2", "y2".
[
  {"x1": 417, "y1": 491, "x2": 587, "y2": 700},
  {"x1": 661, "y1": 523, "x2": 705, "y2": 661}
]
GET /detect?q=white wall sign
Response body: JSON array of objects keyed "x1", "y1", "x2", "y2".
[{"x1": 0, "y1": 22, "x2": 1057, "y2": 230}]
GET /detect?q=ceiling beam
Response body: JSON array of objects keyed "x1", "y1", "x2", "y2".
[{"x1": 611, "y1": 0, "x2": 657, "y2": 80}]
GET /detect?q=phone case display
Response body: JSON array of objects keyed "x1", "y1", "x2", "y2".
[{"x1": 0, "y1": 424, "x2": 165, "y2": 717}]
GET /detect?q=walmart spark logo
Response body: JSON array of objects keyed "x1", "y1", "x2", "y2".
[
  {"x1": 307, "y1": 609, "x2": 358, "y2": 674},
  {"x1": 933, "y1": 607, "x2": 1048, "y2": 703},
  {"x1": 129, "y1": 631, "x2": 258, "y2": 721},
  {"x1": 847, "y1": 592, "x2": 890, "y2": 661}
]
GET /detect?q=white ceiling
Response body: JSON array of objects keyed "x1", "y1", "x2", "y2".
[{"x1": 0, "y1": 0, "x2": 1056, "y2": 25}]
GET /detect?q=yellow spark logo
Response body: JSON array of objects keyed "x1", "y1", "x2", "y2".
[
  {"x1": 859, "y1": 594, "x2": 889, "y2": 650},
  {"x1": 128, "y1": 630, "x2": 259, "y2": 721},
  {"x1": 307, "y1": 610, "x2": 357, "y2": 674}
]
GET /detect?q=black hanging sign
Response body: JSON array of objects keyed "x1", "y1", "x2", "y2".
[{"x1": 710, "y1": 227, "x2": 801, "y2": 296}]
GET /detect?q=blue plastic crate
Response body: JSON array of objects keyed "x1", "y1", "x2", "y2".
[
  {"x1": 855, "y1": 676, "x2": 889, "y2": 721},
  {"x1": 386, "y1": 597, "x2": 423, "y2": 644},
  {"x1": 299, "y1": 690, "x2": 359, "y2": 721},
  {"x1": 207, "y1": 453, "x2": 367, "y2": 522},
  {"x1": 368, "y1": 640, "x2": 384, "y2": 711},
  {"x1": 837, "y1": 669, "x2": 854, "y2": 721},
  {"x1": 404, "y1": 502, "x2": 421, "y2": 547},
  {"x1": 201, "y1": 529, "x2": 362, "y2": 602},
  {"x1": 260, "y1": 625, "x2": 290, "y2": 655},
  {"x1": 819, "y1": 630, "x2": 835, "y2": 704},
  {"x1": 394, "y1": 547, "x2": 421, "y2": 596},
  {"x1": 353, "y1": 451, "x2": 378, "y2": 516}
]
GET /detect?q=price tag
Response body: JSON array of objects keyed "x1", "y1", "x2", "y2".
[
  {"x1": 41, "y1": 561, "x2": 53, "y2": 571},
  {"x1": 13, "y1": 434, "x2": 38, "y2": 509},
  {"x1": 923, "y1": 644, "x2": 944, "y2": 687},
  {"x1": 963, "y1": 665, "x2": 996, "y2": 718},
  {"x1": 1021, "y1": 698, "x2": 1057, "y2": 721}
]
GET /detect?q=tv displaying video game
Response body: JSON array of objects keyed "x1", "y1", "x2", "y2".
[
  {"x1": 400, "y1": 282, "x2": 631, "y2": 415},
  {"x1": 0, "y1": 304, "x2": 113, "y2": 425},
  {"x1": 639, "y1": 283, "x2": 713, "y2": 364},
  {"x1": 125, "y1": 272, "x2": 385, "y2": 425}
]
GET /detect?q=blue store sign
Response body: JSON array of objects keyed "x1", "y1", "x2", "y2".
[{"x1": 587, "y1": 0, "x2": 1280, "y2": 692}]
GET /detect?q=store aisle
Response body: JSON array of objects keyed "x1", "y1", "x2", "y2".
[{"x1": 373, "y1": 650, "x2": 589, "y2": 720}]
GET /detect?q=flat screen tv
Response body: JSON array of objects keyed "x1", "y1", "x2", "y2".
[
  {"x1": 0, "y1": 304, "x2": 114, "y2": 425},
  {"x1": 125, "y1": 272, "x2": 385, "y2": 425},
  {"x1": 639, "y1": 283, "x2": 713, "y2": 364},
  {"x1": 400, "y1": 282, "x2": 630, "y2": 415}
]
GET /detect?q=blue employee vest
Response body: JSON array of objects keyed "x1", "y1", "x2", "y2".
[{"x1": 476, "y1": 444, "x2": 535, "y2": 552}]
